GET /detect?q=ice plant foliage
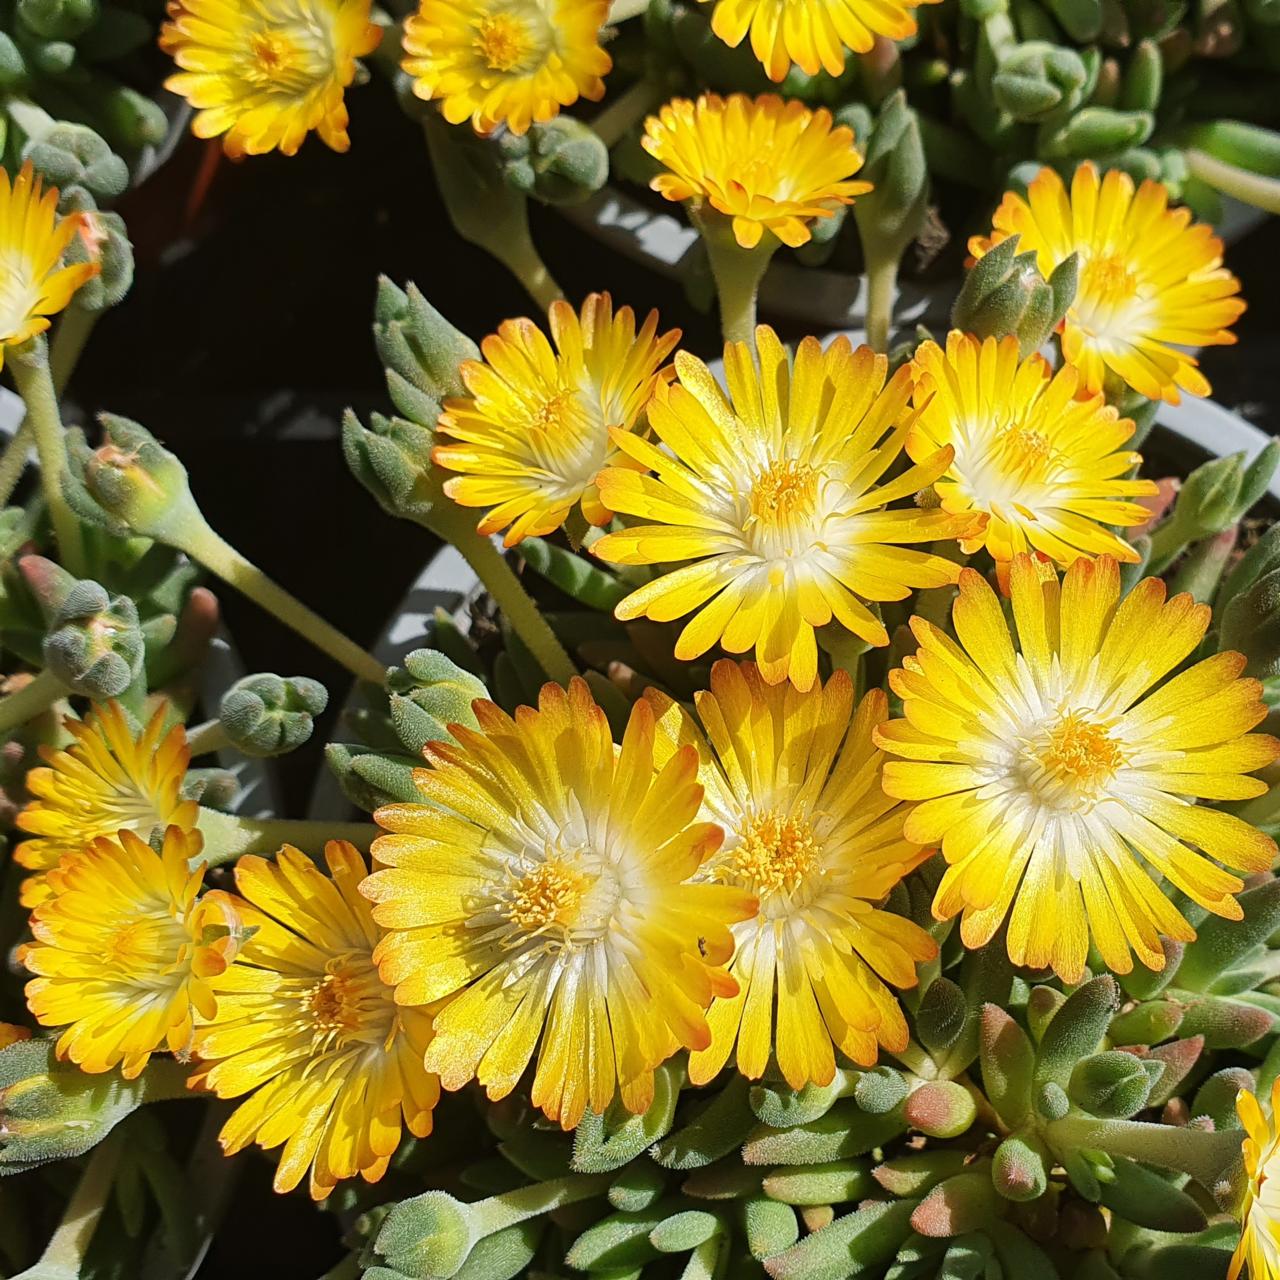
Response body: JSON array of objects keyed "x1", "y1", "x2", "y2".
[
  {"x1": 710, "y1": 0, "x2": 939, "y2": 80},
  {"x1": 160, "y1": 0, "x2": 381, "y2": 157},
  {"x1": 971, "y1": 163, "x2": 1244, "y2": 403},
  {"x1": 402, "y1": 0, "x2": 611, "y2": 136},
  {"x1": 647, "y1": 662, "x2": 936, "y2": 1090},
  {"x1": 1234, "y1": 1084, "x2": 1280, "y2": 1280},
  {"x1": 593, "y1": 328, "x2": 984, "y2": 690},
  {"x1": 20, "y1": 827, "x2": 241, "y2": 1078},
  {"x1": 361, "y1": 679, "x2": 755, "y2": 1130},
  {"x1": 192, "y1": 844, "x2": 438, "y2": 1201},
  {"x1": 642, "y1": 94, "x2": 872, "y2": 249},
  {"x1": 0, "y1": 162, "x2": 97, "y2": 369},
  {"x1": 15, "y1": 701, "x2": 196, "y2": 907},
  {"x1": 908, "y1": 331, "x2": 1158, "y2": 580},
  {"x1": 433, "y1": 292, "x2": 679, "y2": 546},
  {"x1": 877, "y1": 554, "x2": 1280, "y2": 982}
]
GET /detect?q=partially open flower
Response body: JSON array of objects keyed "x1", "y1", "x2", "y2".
[
  {"x1": 433, "y1": 293, "x2": 679, "y2": 546},
  {"x1": 1233, "y1": 1081, "x2": 1280, "y2": 1280},
  {"x1": 642, "y1": 94, "x2": 871, "y2": 250},
  {"x1": 160, "y1": 0, "x2": 382, "y2": 157},
  {"x1": 0, "y1": 162, "x2": 98, "y2": 369},
  {"x1": 402, "y1": 0, "x2": 611, "y2": 136},
  {"x1": 971, "y1": 164, "x2": 1244, "y2": 404}
]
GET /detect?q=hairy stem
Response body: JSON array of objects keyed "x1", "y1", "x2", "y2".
[{"x1": 194, "y1": 808, "x2": 380, "y2": 866}]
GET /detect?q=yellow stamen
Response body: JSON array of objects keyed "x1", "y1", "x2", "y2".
[
  {"x1": 1081, "y1": 254, "x2": 1139, "y2": 308},
  {"x1": 475, "y1": 13, "x2": 537, "y2": 71},
  {"x1": 749, "y1": 459, "x2": 819, "y2": 526},
  {"x1": 732, "y1": 809, "x2": 822, "y2": 898},
  {"x1": 508, "y1": 857, "x2": 592, "y2": 932}
]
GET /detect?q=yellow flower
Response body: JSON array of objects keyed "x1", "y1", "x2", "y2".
[
  {"x1": 21, "y1": 826, "x2": 241, "y2": 1078},
  {"x1": 191, "y1": 843, "x2": 437, "y2": 1200},
  {"x1": 402, "y1": 0, "x2": 611, "y2": 136},
  {"x1": 361, "y1": 679, "x2": 755, "y2": 1130},
  {"x1": 646, "y1": 661, "x2": 936, "y2": 1090},
  {"x1": 592, "y1": 329, "x2": 986, "y2": 692},
  {"x1": 876, "y1": 554, "x2": 1280, "y2": 983},
  {"x1": 433, "y1": 293, "x2": 680, "y2": 547},
  {"x1": 1233, "y1": 1082, "x2": 1280, "y2": 1280},
  {"x1": 160, "y1": 0, "x2": 381, "y2": 158},
  {"x1": 0, "y1": 162, "x2": 97, "y2": 370},
  {"x1": 710, "y1": 0, "x2": 938, "y2": 81},
  {"x1": 970, "y1": 164, "x2": 1244, "y2": 404},
  {"x1": 0, "y1": 1024, "x2": 31, "y2": 1051},
  {"x1": 908, "y1": 331, "x2": 1158, "y2": 583},
  {"x1": 16, "y1": 701, "x2": 197, "y2": 909},
  {"x1": 642, "y1": 94, "x2": 872, "y2": 249}
]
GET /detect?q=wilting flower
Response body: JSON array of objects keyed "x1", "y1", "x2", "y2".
[
  {"x1": 876, "y1": 554, "x2": 1280, "y2": 982},
  {"x1": 402, "y1": 0, "x2": 611, "y2": 136},
  {"x1": 909, "y1": 332, "x2": 1158, "y2": 582},
  {"x1": 160, "y1": 0, "x2": 381, "y2": 157},
  {"x1": 433, "y1": 293, "x2": 679, "y2": 546},
  {"x1": 21, "y1": 827, "x2": 241, "y2": 1078},
  {"x1": 971, "y1": 164, "x2": 1243, "y2": 403},
  {"x1": 710, "y1": 0, "x2": 937, "y2": 81},
  {"x1": 642, "y1": 94, "x2": 871, "y2": 249},
  {"x1": 646, "y1": 661, "x2": 936, "y2": 1090},
  {"x1": 192, "y1": 843, "x2": 437, "y2": 1200},
  {"x1": 362, "y1": 679, "x2": 755, "y2": 1130},
  {"x1": 593, "y1": 329, "x2": 985, "y2": 691},
  {"x1": 15, "y1": 701, "x2": 197, "y2": 908},
  {"x1": 1233, "y1": 1082, "x2": 1280, "y2": 1280},
  {"x1": 0, "y1": 163, "x2": 97, "y2": 369}
]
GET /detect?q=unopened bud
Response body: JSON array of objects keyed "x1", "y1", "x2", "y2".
[
  {"x1": 953, "y1": 233, "x2": 1077, "y2": 354},
  {"x1": 58, "y1": 193, "x2": 133, "y2": 312},
  {"x1": 373, "y1": 278, "x2": 478, "y2": 421},
  {"x1": 1069, "y1": 1051, "x2": 1157, "y2": 1118},
  {"x1": 992, "y1": 42, "x2": 1089, "y2": 121},
  {"x1": 497, "y1": 117, "x2": 609, "y2": 206},
  {"x1": 219, "y1": 673, "x2": 328, "y2": 758},
  {"x1": 43, "y1": 579, "x2": 143, "y2": 698},
  {"x1": 386, "y1": 649, "x2": 488, "y2": 757},
  {"x1": 24, "y1": 123, "x2": 127, "y2": 202},
  {"x1": 341, "y1": 409, "x2": 444, "y2": 529}
]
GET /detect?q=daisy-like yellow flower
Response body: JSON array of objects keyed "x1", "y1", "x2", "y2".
[
  {"x1": 875, "y1": 554, "x2": 1280, "y2": 983},
  {"x1": 711, "y1": 0, "x2": 938, "y2": 81},
  {"x1": 592, "y1": 328, "x2": 986, "y2": 692},
  {"x1": 433, "y1": 293, "x2": 680, "y2": 547},
  {"x1": 646, "y1": 661, "x2": 936, "y2": 1090},
  {"x1": 970, "y1": 163, "x2": 1244, "y2": 404},
  {"x1": 191, "y1": 843, "x2": 437, "y2": 1201},
  {"x1": 0, "y1": 162, "x2": 97, "y2": 370},
  {"x1": 160, "y1": 0, "x2": 381, "y2": 158},
  {"x1": 21, "y1": 826, "x2": 241, "y2": 1078},
  {"x1": 402, "y1": 0, "x2": 611, "y2": 137},
  {"x1": 908, "y1": 332, "x2": 1158, "y2": 583},
  {"x1": 361, "y1": 679, "x2": 756, "y2": 1130},
  {"x1": 16, "y1": 701, "x2": 197, "y2": 909},
  {"x1": 642, "y1": 94, "x2": 871, "y2": 250},
  {"x1": 1233, "y1": 1083, "x2": 1280, "y2": 1280}
]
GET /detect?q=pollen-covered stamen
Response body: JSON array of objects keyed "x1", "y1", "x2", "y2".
[
  {"x1": 508, "y1": 857, "x2": 592, "y2": 933},
  {"x1": 474, "y1": 9, "x2": 545, "y2": 72},
  {"x1": 243, "y1": 24, "x2": 328, "y2": 94},
  {"x1": 1073, "y1": 252, "x2": 1151, "y2": 339},
  {"x1": 744, "y1": 458, "x2": 826, "y2": 558},
  {"x1": 305, "y1": 953, "x2": 392, "y2": 1052},
  {"x1": 106, "y1": 914, "x2": 190, "y2": 981},
  {"x1": 730, "y1": 809, "x2": 823, "y2": 908},
  {"x1": 1022, "y1": 710, "x2": 1126, "y2": 810}
]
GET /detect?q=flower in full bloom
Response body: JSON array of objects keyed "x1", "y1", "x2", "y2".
[
  {"x1": 402, "y1": 0, "x2": 611, "y2": 136},
  {"x1": 710, "y1": 0, "x2": 938, "y2": 81},
  {"x1": 970, "y1": 164, "x2": 1244, "y2": 404},
  {"x1": 16, "y1": 701, "x2": 197, "y2": 908},
  {"x1": 433, "y1": 293, "x2": 680, "y2": 546},
  {"x1": 191, "y1": 843, "x2": 437, "y2": 1200},
  {"x1": 876, "y1": 554, "x2": 1280, "y2": 982},
  {"x1": 21, "y1": 826, "x2": 241, "y2": 1078},
  {"x1": 646, "y1": 661, "x2": 936, "y2": 1090},
  {"x1": 361, "y1": 679, "x2": 756, "y2": 1130},
  {"x1": 908, "y1": 332, "x2": 1158, "y2": 583},
  {"x1": 160, "y1": 0, "x2": 381, "y2": 157},
  {"x1": 1233, "y1": 1082, "x2": 1280, "y2": 1280},
  {"x1": 592, "y1": 329, "x2": 986, "y2": 691},
  {"x1": 642, "y1": 94, "x2": 871, "y2": 249},
  {"x1": 0, "y1": 163, "x2": 97, "y2": 370}
]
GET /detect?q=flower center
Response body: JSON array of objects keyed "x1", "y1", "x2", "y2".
[
  {"x1": 1081, "y1": 254, "x2": 1139, "y2": 308},
  {"x1": 306, "y1": 953, "x2": 390, "y2": 1050},
  {"x1": 731, "y1": 809, "x2": 822, "y2": 901},
  {"x1": 508, "y1": 857, "x2": 592, "y2": 933},
  {"x1": 0, "y1": 252, "x2": 40, "y2": 343},
  {"x1": 750, "y1": 459, "x2": 818, "y2": 523},
  {"x1": 242, "y1": 17, "x2": 333, "y2": 95},
  {"x1": 533, "y1": 390, "x2": 578, "y2": 432},
  {"x1": 1021, "y1": 710, "x2": 1125, "y2": 811},
  {"x1": 106, "y1": 912, "x2": 189, "y2": 982},
  {"x1": 475, "y1": 11, "x2": 544, "y2": 72}
]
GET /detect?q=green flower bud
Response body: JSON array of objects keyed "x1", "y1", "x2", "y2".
[
  {"x1": 57, "y1": 192, "x2": 133, "y2": 312},
  {"x1": 373, "y1": 278, "x2": 479, "y2": 420},
  {"x1": 911, "y1": 1170, "x2": 1002, "y2": 1239},
  {"x1": 219, "y1": 673, "x2": 328, "y2": 758},
  {"x1": 24, "y1": 122, "x2": 127, "y2": 202},
  {"x1": 991, "y1": 1135, "x2": 1050, "y2": 1201},
  {"x1": 387, "y1": 649, "x2": 489, "y2": 757},
  {"x1": 342, "y1": 410, "x2": 444, "y2": 530},
  {"x1": 496, "y1": 116, "x2": 608, "y2": 206},
  {"x1": 854, "y1": 90, "x2": 929, "y2": 260},
  {"x1": 181, "y1": 766, "x2": 240, "y2": 809},
  {"x1": 1069, "y1": 1051, "x2": 1158, "y2": 1118},
  {"x1": 904, "y1": 1081, "x2": 977, "y2": 1139},
  {"x1": 1096, "y1": 1158, "x2": 1208, "y2": 1233},
  {"x1": 916, "y1": 978, "x2": 967, "y2": 1056},
  {"x1": 953, "y1": 234, "x2": 1078, "y2": 354},
  {"x1": 43, "y1": 577, "x2": 143, "y2": 697},
  {"x1": 1221, "y1": 567, "x2": 1280, "y2": 678},
  {"x1": 992, "y1": 42, "x2": 1089, "y2": 121},
  {"x1": 16, "y1": 0, "x2": 97, "y2": 40}
]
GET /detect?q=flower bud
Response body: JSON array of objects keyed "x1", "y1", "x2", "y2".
[
  {"x1": 385, "y1": 649, "x2": 488, "y2": 758},
  {"x1": 904, "y1": 1081, "x2": 977, "y2": 1139},
  {"x1": 854, "y1": 91, "x2": 928, "y2": 256},
  {"x1": 43, "y1": 578, "x2": 143, "y2": 698},
  {"x1": 496, "y1": 117, "x2": 609, "y2": 207},
  {"x1": 24, "y1": 122, "x2": 128, "y2": 202},
  {"x1": 341, "y1": 409, "x2": 444, "y2": 530},
  {"x1": 16, "y1": 0, "x2": 97, "y2": 40},
  {"x1": 219, "y1": 673, "x2": 328, "y2": 758},
  {"x1": 57, "y1": 192, "x2": 133, "y2": 312},
  {"x1": 992, "y1": 42, "x2": 1090, "y2": 120},
  {"x1": 182, "y1": 766, "x2": 240, "y2": 809},
  {"x1": 1069, "y1": 1051, "x2": 1157, "y2": 1118},
  {"x1": 991, "y1": 1134, "x2": 1050, "y2": 1201}
]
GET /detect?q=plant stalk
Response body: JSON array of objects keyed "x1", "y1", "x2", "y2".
[
  {"x1": 591, "y1": 77, "x2": 661, "y2": 147},
  {"x1": 693, "y1": 209, "x2": 777, "y2": 348},
  {"x1": 194, "y1": 808, "x2": 380, "y2": 866},
  {"x1": 185, "y1": 718, "x2": 231, "y2": 757},
  {"x1": 865, "y1": 252, "x2": 900, "y2": 355}
]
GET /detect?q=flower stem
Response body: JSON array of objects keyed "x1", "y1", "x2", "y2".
[
  {"x1": 9, "y1": 338, "x2": 85, "y2": 576},
  {"x1": 693, "y1": 210, "x2": 778, "y2": 348},
  {"x1": 607, "y1": 0, "x2": 650, "y2": 22},
  {"x1": 185, "y1": 718, "x2": 231, "y2": 757},
  {"x1": 194, "y1": 808, "x2": 380, "y2": 866},
  {"x1": 591, "y1": 77, "x2": 661, "y2": 147},
  {"x1": 472, "y1": 1172, "x2": 613, "y2": 1238},
  {"x1": 865, "y1": 251, "x2": 900, "y2": 355},
  {"x1": 180, "y1": 519, "x2": 386, "y2": 686},
  {"x1": 0, "y1": 422, "x2": 32, "y2": 509},
  {"x1": 0, "y1": 669, "x2": 64, "y2": 736},
  {"x1": 1185, "y1": 149, "x2": 1280, "y2": 214}
]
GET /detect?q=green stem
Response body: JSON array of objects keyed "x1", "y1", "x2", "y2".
[
  {"x1": 591, "y1": 77, "x2": 661, "y2": 147},
  {"x1": 185, "y1": 718, "x2": 231, "y2": 757},
  {"x1": 194, "y1": 808, "x2": 380, "y2": 866},
  {"x1": 864, "y1": 251, "x2": 900, "y2": 355},
  {"x1": 607, "y1": 0, "x2": 650, "y2": 21},
  {"x1": 472, "y1": 1172, "x2": 613, "y2": 1237},
  {"x1": 0, "y1": 669, "x2": 64, "y2": 736},
  {"x1": 429, "y1": 502, "x2": 577, "y2": 686},
  {"x1": 180, "y1": 519, "x2": 386, "y2": 685},
  {"x1": 9, "y1": 339, "x2": 85, "y2": 576},
  {"x1": 1186, "y1": 149, "x2": 1280, "y2": 214},
  {"x1": 693, "y1": 209, "x2": 778, "y2": 348},
  {"x1": 318, "y1": 1258, "x2": 361, "y2": 1280},
  {"x1": 0, "y1": 421, "x2": 31, "y2": 510}
]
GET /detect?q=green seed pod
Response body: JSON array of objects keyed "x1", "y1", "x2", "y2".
[
  {"x1": 1069, "y1": 1051, "x2": 1158, "y2": 1118},
  {"x1": 24, "y1": 122, "x2": 127, "y2": 201},
  {"x1": 43, "y1": 578, "x2": 143, "y2": 698},
  {"x1": 218, "y1": 673, "x2": 328, "y2": 759},
  {"x1": 495, "y1": 116, "x2": 608, "y2": 207}
]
